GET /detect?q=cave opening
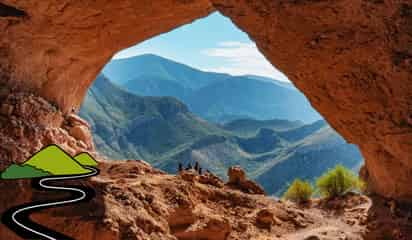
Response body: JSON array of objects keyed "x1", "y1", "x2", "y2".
[
  {"x1": 79, "y1": 12, "x2": 363, "y2": 196},
  {"x1": 2, "y1": 2, "x2": 412, "y2": 239}
]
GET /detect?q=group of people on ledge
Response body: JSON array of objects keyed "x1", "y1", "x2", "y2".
[{"x1": 178, "y1": 161, "x2": 209, "y2": 175}]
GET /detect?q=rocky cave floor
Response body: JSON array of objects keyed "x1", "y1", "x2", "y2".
[
  {"x1": 6, "y1": 160, "x2": 412, "y2": 240},
  {"x1": 0, "y1": 90, "x2": 411, "y2": 240}
]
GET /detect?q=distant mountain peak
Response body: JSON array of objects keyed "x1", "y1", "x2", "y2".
[
  {"x1": 115, "y1": 53, "x2": 175, "y2": 63},
  {"x1": 102, "y1": 54, "x2": 321, "y2": 123},
  {"x1": 103, "y1": 54, "x2": 231, "y2": 89}
]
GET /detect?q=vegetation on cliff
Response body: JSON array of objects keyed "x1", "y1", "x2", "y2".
[
  {"x1": 80, "y1": 75, "x2": 363, "y2": 195},
  {"x1": 283, "y1": 179, "x2": 313, "y2": 203},
  {"x1": 316, "y1": 165, "x2": 365, "y2": 198}
]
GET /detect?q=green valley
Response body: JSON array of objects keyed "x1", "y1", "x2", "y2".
[{"x1": 80, "y1": 72, "x2": 363, "y2": 195}]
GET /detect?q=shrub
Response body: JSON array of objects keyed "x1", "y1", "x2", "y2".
[
  {"x1": 283, "y1": 179, "x2": 314, "y2": 203},
  {"x1": 316, "y1": 165, "x2": 364, "y2": 198}
]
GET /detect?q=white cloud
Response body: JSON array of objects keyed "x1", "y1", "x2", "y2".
[{"x1": 201, "y1": 41, "x2": 289, "y2": 82}]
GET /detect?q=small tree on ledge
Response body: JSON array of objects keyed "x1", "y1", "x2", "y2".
[
  {"x1": 316, "y1": 165, "x2": 364, "y2": 199},
  {"x1": 283, "y1": 178, "x2": 314, "y2": 203}
]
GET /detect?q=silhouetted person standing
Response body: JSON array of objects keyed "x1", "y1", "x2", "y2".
[
  {"x1": 178, "y1": 163, "x2": 183, "y2": 172},
  {"x1": 198, "y1": 167, "x2": 202, "y2": 175},
  {"x1": 194, "y1": 162, "x2": 199, "y2": 172}
]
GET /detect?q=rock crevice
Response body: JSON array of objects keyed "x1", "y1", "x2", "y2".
[{"x1": 0, "y1": 3, "x2": 27, "y2": 17}]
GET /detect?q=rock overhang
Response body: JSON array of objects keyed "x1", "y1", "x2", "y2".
[{"x1": 0, "y1": 0, "x2": 411, "y2": 202}]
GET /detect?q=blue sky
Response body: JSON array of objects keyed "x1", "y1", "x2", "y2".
[{"x1": 112, "y1": 12, "x2": 289, "y2": 82}]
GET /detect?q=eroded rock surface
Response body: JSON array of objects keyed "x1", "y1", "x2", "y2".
[
  {"x1": 0, "y1": 158, "x2": 379, "y2": 240},
  {"x1": 0, "y1": 0, "x2": 214, "y2": 111},
  {"x1": 212, "y1": 0, "x2": 412, "y2": 202},
  {"x1": 0, "y1": 90, "x2": 95, "y2": 170},
  {"x1": 7, "y1": 157, "x2": 410, "y2": 240},
  {"x1": 0, "y1": 91, "x2": 411, "y2": 239},
  {"x1": 0, "y1": 90, "x2": 98, "y2": 239},
  {"x1": 1, "y1": 0, "x2": 411, "y2": 201}
]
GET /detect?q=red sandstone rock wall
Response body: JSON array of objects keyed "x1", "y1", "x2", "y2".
[
  {"x1": 0, "y1": 0, "x2": 213, "y2": 110},
  {"x1": 212, "y1": 0, "x2": 412, "y2": 201},
  {"x1": 0, "y1": 0, "x2": 411, "y2": 201},
  {"x1": 0, "y1": 90, "x2": 97, "y2": 239}
]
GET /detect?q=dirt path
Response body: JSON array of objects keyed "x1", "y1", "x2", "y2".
[{"x1": 283, "y1": 197, "x2": 371, "y2": 240}]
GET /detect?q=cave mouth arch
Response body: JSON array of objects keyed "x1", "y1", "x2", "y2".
[
  {"x1": 79, "y1": 11, "x2": 363, "y2": 196},
  {"x1": 1, "y1": 0, "x2": 412, "y2": 201}
]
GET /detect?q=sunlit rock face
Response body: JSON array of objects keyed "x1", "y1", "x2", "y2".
[
  {"x1": 0, "y1": 0, "x2": 214, "y2": 111},
  {"x1": 212, "y1": 0, "x2": 412, "y2": 202},
  {"x1": 1, "y1": 0, "x2": 412, "y2": 201}
]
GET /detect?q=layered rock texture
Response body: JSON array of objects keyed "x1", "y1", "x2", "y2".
[
  {"x1": 0, "y1": 90, "x2": 97, "y2": 239},
  {"x1": 1, "y1": 0, "x2": 411, "y2": 201}
]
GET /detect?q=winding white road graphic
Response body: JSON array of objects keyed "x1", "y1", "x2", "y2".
[{"x1": 2, "y1": 166, "x2": 99, "y2": 240}]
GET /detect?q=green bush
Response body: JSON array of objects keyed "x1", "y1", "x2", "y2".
[
  {"x1": 283, "y1": 179, "x2": 314, "y2": 203},
  {"x1": 316, "y1": 165, "x2": 364, "y2": 198}
]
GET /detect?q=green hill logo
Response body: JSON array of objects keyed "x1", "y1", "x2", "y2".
[{"x1": 0, "y1": 145, "x2": 98, "y2": 179}]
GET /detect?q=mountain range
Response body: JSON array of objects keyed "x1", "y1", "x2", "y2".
[
  {"x1": 80, "y1": 75, "x2": 223, "y2": 160},
  {"x1": 103, "y1": 54, "x2": 321, "y2": 123},
  {"x1": 80, "y1": 67, "x2": 363, "y2": 195}
]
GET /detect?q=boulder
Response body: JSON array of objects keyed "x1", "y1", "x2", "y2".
[
  {"x1": 227, "y1": 166, "x2": 265, "y2": 195},
  {"x1": 66, "y1": 113, "x2": 91, "y2": 129},
  {"x1": 255, "y1": 209, "x2": 275, "y2": 229},
  {"x1": 69, "y1": 125, "x2": 93, "y2": 149},
  {"x1": 228, "y1": 166, "x2": 246, "y2": 184}
]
